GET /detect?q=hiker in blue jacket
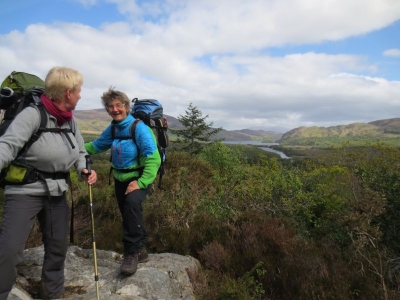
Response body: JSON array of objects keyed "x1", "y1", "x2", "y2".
[
  {"x1": 85, "y1": 87, "x2": 161, "y2": 276},
  {"x1": 0, "y1": 67, "x2": 97, "y2": 300}
]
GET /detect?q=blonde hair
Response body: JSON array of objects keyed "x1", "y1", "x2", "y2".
[
  {"x1": 101, "y1": 87, "x2": 130, "y2": 110},
  {"x1": 44, "y1": 67, "x2": 83, "y2": 101}
]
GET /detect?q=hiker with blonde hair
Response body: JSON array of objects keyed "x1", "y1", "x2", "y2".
[{"x1": 0, "y1": 66, "x2": 97, "y2": 299}]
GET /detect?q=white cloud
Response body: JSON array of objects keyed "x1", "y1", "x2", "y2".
[
  {"x1": 127, "y1": 0, "x2": 400, "y2": 54},
  {"x1": 74, "y1": 0, "x2": 98, "y2": 8},
  {"x1": 0, "y1": 0, "x2": 400, "y2": 131},
  {"x1": 383, "y1": 48, "x2": 400, "y2": 57}
]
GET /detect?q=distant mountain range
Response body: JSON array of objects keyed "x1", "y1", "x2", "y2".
[
  {"x1": 72, "y1": 109, "x2": 282, "y2": 142},
  {"x1": 278, "y1": 118, "x2": 400, "y2": 147},
  {"x1": 72, "y1": 109, "x2": 400, "y2": 145}
]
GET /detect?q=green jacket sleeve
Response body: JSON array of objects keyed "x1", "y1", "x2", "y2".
[
  {"x1": 137, "y1": 150, "x2": 161, "y2": 189},
  {"x1": 84, "y1": 142, "x2": 98, "y2": 155}
]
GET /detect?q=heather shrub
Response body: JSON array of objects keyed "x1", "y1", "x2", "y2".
[
  {"x1": 2, "y1": 142, "x2": 400, "y2": 299},
  {"x1": 144, "y1": 150, "x2": 217, "y2": 254}
]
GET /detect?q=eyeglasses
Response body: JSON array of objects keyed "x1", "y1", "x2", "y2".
[{"x1": 107, "y1": 103, "x2": 125, "y2": 110}]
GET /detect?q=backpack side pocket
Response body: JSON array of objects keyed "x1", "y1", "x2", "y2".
[{"x1": 4, "y1": 161, "x2": 36, "y2": 184}]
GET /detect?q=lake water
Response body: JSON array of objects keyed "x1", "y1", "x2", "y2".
[{"x1": 222, "y1": 141, "x2": 290, "y2": 159}]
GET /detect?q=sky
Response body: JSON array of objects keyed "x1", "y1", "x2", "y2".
[{"x1": 0, "y1": 0, "x2": 400, "y2": 132}]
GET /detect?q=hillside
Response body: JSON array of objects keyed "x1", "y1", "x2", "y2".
[
  {"x1": 72, "y1": 109, "x2": 283, "y2": 142},
  {"x1": 278, "y1": 118, "x2": 400, "y2": 147},
  {"x1": 212, "y1": 129, "x2": 282, "y2": 142}
]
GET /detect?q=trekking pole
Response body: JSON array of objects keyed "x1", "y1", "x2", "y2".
[{"x1": 85, "y1": 155, "x2": 100, "y2": 300}]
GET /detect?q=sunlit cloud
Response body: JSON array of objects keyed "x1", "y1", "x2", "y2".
[{"x1": 383, "y1": 48, "x2": 400, "y2": 57}]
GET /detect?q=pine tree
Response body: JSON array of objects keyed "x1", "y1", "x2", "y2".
[{"x1": 171, "y1": 102, "x2": 222, "y2": 154}]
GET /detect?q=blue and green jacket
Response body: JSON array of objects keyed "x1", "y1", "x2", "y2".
[{"x1": 84, "y1": 114, "x2": 161, "y2": 189}]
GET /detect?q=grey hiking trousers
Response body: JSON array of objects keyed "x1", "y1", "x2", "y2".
[{"x1": 0, "y1": 194, "x2": 69, "y2": 300}]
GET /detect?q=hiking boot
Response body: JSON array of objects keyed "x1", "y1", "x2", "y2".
[
  {"x1": 120, "y1": 253, "x2": 138, "y2": 275},
  {"x1": 138, "y1": 247, "x2": 149, "y2": 263}
]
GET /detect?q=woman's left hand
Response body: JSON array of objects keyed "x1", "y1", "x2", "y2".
[
  {"x1": 125, "y1": 180, "x2": 140, "y2": 194},
  {"x1": 81, "y1": 169, "x2": 97, "y2": 185}
]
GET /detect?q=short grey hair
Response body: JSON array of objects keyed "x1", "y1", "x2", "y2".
[{"x1": 101, "y1": 87, "x2": 130, "y2": 110}]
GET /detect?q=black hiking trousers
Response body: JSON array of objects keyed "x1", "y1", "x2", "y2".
[
  {"x1": 114, "y1": 179, "x2": 149, "y2": 255},
  {"x1": 0, "y1": 194, "x2": 69, "y2": 300}
]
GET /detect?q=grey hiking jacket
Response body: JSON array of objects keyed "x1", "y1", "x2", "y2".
[{"x1": 0, "y1": 106, "x2": 88, "y2": 196}]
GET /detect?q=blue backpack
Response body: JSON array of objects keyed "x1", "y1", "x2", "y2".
[
  {"x1": 131, "y1": 98, "x2": 168, "y2": 149},
  {"x1": 131, "y1": 98, "x2": 168, "y2": 188}
]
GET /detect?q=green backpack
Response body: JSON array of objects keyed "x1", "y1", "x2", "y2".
[
  {"x1": 0, "y1": 71, "x2": 46, "y2": 136},
  {"x1": 0, "y1": 71, "x2": 75, "y2": 188},
  {"x1": 0, "y1": 71, "x2": 45, "y2": 107},
  {"x1": 0, "y1": 71, "x2": 44, "y2": 95}
]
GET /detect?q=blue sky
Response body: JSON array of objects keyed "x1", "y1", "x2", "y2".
[{"x1": 0, "y1": 0, "x2": 400, "y2": 131}]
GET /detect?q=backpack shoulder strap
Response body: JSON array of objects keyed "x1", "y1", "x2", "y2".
[
  {"x1": 17, "y1": 104, "x2": 48, "y2": 157},
  {"x1": 129, "y1": 119, "x2": 142, "y2": 144},
  {"x1": 111, "y1": 123, "x2": 129, "y2": 140},
  {"x1": 30, "y1": 104, "x2": 48, "y2": 142},
  {"x1": 111, "y1": 124, "x2": 115, "y2": 140},
  {"x1": 68, "y1": 118, "x2": 76, "y2": 136}
]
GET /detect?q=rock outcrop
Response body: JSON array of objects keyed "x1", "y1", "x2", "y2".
[{"x1": 9, "y1": 245, "x2": 199, "y2": 299}]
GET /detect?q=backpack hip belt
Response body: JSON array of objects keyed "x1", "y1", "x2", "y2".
[{"x1": 29, "y1": 169, "x2": 70, "y2": 181}]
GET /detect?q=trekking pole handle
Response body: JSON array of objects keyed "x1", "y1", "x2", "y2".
[{"x1": 85, "y1": 155, "x2": 92, "y2": 176}]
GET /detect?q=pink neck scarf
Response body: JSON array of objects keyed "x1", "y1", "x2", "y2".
[{"x1": 40, "y1": 94, "x2": 73, "y2": 126}]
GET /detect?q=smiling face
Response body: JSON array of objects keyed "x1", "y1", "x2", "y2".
[{"x1": 107, "y1": 98, "x2": 129, "y2": 122}]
